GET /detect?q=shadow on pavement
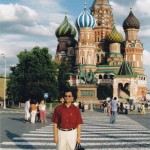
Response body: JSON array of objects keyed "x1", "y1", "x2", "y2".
[
  {"x1": 5, "y1": 130, "x2": 36, "y2": 149},
  {"x1": 8, "y1": 117, "x2": 24, "y2": 122}
]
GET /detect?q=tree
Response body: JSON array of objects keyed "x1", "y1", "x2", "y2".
[
  {"x1": 57, "y1": 62, "x2": 78, "y2": 100},
  {"x1": 57, "y1": 63, "x2": 70, "y2": 98},
  {"x1": 7, "y1": 47, "x2": 58, "y2": 102}
]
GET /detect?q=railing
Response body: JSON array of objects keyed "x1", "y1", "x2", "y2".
[{"x1": 98, "y1": 79, "x2": 113, "y2": 84}]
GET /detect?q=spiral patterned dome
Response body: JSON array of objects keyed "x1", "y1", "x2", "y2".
[
  {"x1": 123, "y1": 10, "x2": 140, "y2": 30},
  {"x1": 75, "y1": 7, "x2": 96, "y2": 29},
  {"x1": 55, "y1": 16, "x2": 76, "y2": 38},
  {"x1": 107, "y1": 26, "x2": 124, "y2": 43}
]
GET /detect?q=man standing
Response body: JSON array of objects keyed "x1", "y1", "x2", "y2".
[
  {"x1": 51, "y1": 90, "x2": 83, "y2": 150},
  {"x1": 110, "y1": 97, "x2": 118, "y2": 124},
  {"x1": 103, "y1": 100, "x2": 108, "y2": 114},
  {"x1": 24, "y1": 99, "x2": 30, "y2": 123}
]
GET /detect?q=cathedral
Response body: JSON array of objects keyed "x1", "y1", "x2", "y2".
[{"x1": 55, "y1": 0, "x2": 147, "y2": 101}]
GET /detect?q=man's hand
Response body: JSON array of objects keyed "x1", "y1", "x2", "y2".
[
  {"x1": 54, "y1": 136, "x2": 59, "y2": 144},
  {"x1": 53, "y1": 123, "x2": 58, "y2": 144}
]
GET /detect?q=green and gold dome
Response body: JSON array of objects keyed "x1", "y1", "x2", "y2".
[
  {"x1": 107, "y1": 26, "x2": 124, "y2": 43},
  {"x1": 55, "y1": 16, "x2": 76, "y2": 38},
  {"x1": 123, "y1": 10, "x2": 140, "y2": 30}
]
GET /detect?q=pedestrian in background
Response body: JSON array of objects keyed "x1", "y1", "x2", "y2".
[
  {"x1": 78, "y1": 101, "x2": 82, "y2": 112},
  {"x1": 103, "y1": 100, "x2": 108, "y2": 114},
  {"x1": 140, "y1": 103, "x2": 146, "y2": 115},
  {"x1": 24, "y1": 99, "x2": 30, "y2": 123},
  {"x1": 51, "y1": 90, "x2": 83, "y2": 150},
  {"x1": 39, "y1": 100, "x2": 47, "y2": 123},
  {"x1": 81, "y1": 102, "x2": 85, "y2": 112},
  {"x1": 117, "y1": 101, "x2": 120, "y2": 113},
  {"x1": 36, "y1": 102, "x2": 40, "y2": 122},
  {"x1": 60, "y1": 97, "x2": 65, "y2": 104},
  {"x1": 120, "y1": 102, "x2": 124, "y2": 114},
  {"x1": 110, "y1": 97, "x2": 118, "y2": 124},
  {"x1": 73, "y1": 100, "x2": 79, "y2": 107},
  {"x1": 124, "y1": 103, "x2": 129, "y2": 115},
  {"x1": 137, "y1": 103, "x2": 141, "y2": 114},
  {"x1": 30, "y1": 100, "x2": 37, "y2": 124},
  {"x1": 107, "y1": 100, "x2": 111, "y2": 116}
]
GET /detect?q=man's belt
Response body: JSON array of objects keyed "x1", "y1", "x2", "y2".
[{"x1": 58, "y1": 128, "x2": 75, "y2": 131}]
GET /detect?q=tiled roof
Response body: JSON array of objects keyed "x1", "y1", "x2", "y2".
[
  {"x1": 56, "y1": 16, "x2": 76, "y2": 38},
  {"x1": 118, "y1": 60, "x2": 134, "y2": 76},
  {"x1": 107, "y1": 26, "x2": 123, "y2": 43},
  {"x1": 123, "y1": 10, "x2": 140, "y2": 30}
]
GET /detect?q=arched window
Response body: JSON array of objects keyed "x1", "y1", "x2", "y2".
[
  {"x1": 82, "y1": 57, "x2": 84, "y2": 64},
  {"x1": 99, "y1": 75, "x2": 102, "y2": 79},
  {"x1": 100, "y1": 54, "x2": 104, "y2": 63},
  {"x1": 110, "y1": 75, "x2": 114, "y2": 79},
  {"x1": 96, "y1": 54, "x2": 99, "y2": 63},
  {"x1": 104, "y1": 74, "x2": 107, "y2": 79}
]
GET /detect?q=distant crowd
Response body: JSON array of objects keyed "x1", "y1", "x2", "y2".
[
  {"x1": 101, "y1": 97, "x2": 146, "y2": 116},
  {"x1": 24, "y1": 99, "x2": 47, "y2": 124}
]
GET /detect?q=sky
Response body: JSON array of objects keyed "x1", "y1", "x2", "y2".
[{"x1": 0, "y1": 0, "x2": 150, "y2": 88}]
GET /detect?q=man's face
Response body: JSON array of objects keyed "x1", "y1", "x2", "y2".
[{"x1": 64, "y1": 92, "x2": 73, "y2": 103}]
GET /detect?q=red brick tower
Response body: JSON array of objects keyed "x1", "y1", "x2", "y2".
[
  {"x1": 90, "y1": 0, "x2": 114, "y2": 64},
  {"x1": 75, "y1": 3, "x2": 96, "y2": 68},
  {"x1": 123, "y1": 8, "x2": 144, "y2": 74}
]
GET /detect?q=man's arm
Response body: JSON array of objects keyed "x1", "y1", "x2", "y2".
[
  {"x1": 53, "y1": 123, "x2": 58, "y2": 144},
  {"x1": 76, "y1": 124, "x2": 81, "y2": 143}
]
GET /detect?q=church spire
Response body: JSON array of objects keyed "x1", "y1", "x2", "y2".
[
  {"x1": 91, "y1": 0, "x2": 114, "y2": 28},
  {"x1": 84, "y1": 0, "x2": 87, "y2": 10},
  {"x1": 130, "y1": 0, "x2": 132, "y2": 11}
]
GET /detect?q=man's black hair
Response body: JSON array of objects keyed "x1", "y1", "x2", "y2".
[{"x1": 64, "y1": 89, "x2": 73, "y2": 96}]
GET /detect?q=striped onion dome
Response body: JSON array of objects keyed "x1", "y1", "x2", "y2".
[
  {"x1": 55, "y1": 16, "x2": 76, "y2": 38},
  {"x1": 123, "y1": 10, "x2": 140, "y2": 30},
  {"x1": 107, "y1": 26, "x2": 124, "y2": 43},
  {"x1": 75, "y1": 6, "x2": 96, "y2": 29}
]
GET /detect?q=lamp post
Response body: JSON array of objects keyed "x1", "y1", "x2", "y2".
[{"x1": 1, "y1": 53, "x2": 6, "y2": 109}]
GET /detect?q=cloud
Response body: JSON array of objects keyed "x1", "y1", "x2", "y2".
[
  {"x1": 0, "y1": 3, "x2": 55, "y2": 37},
  {"x1": 135, "y1": 0, "x2": 150, "y2": 18},
  {"x1": 139, "y1": 29, "x2": 150, "y2": 37},
  {"x1": 0, "y1": 4, "x2": 38, "y2": 24},
  {"x1": 110, "y1": 1, "x2": 127, "y2": 17}
]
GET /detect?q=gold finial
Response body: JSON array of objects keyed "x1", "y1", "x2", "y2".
[
  {"x1": 130, "y1": 0, "x2": 132, "y2": 11},
  {"x1": 84, "y1": 0, "x2": 87, "y2": 9},
  {"x1": 65, "y1": 11, "x2": 67, "y2": 16}
]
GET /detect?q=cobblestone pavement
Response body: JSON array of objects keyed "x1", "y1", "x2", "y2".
[{"x1": 0, "y1": 111, "x2": 150, "y2": 150}]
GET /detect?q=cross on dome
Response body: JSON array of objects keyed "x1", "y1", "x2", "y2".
[
  {"x1": 84, "y1": 0, "x2": 87, "y2": 9},
  {"x1": 130, "y1": 0, "x2": 132, "y2": 11},
  {"x1": 65, "y1": 11, "x2": 68, "y2": 16}
]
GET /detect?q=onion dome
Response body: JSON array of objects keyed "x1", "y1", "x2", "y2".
[
  {"x1": 107, "y1": 26, "x2": 124, "y2": 43},
  {"x1": 56, "y1": 16, "x2": 76, "y2": 38},
  {"x1": 75, "y1": 3, "x2": 96, "y2": 29},
  {"x1": 123, "y1": 10, "x2": 140, "y2": 30}
]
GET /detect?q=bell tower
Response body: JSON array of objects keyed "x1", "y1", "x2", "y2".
[
  {"x1": 75, "y1": 2, "x2": 96, "y2": 67},
  {"x1": 90, "y1": 0, "x2": 114, "y2": 64},
  {"x1": 123, "y1": 8, "x2": 144, "y2": 74}
]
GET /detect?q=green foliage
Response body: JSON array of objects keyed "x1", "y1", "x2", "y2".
[
  {"x1": 58, "y1": 63, "x2": 70, "y2": 98},
  {"x1": 97, "y1": 84, "x2": 113, "y2": 100},
  {"x1": 57, "y1": 63, "x2": 78, "y2": 100},
  {"x1": 7, "y1": 47, "x2": 58, "y2": 102}
]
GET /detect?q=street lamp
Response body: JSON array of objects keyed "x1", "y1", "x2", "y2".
[{"x1": 1, "y1": 53, "x2": 6, "y2": 109}]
